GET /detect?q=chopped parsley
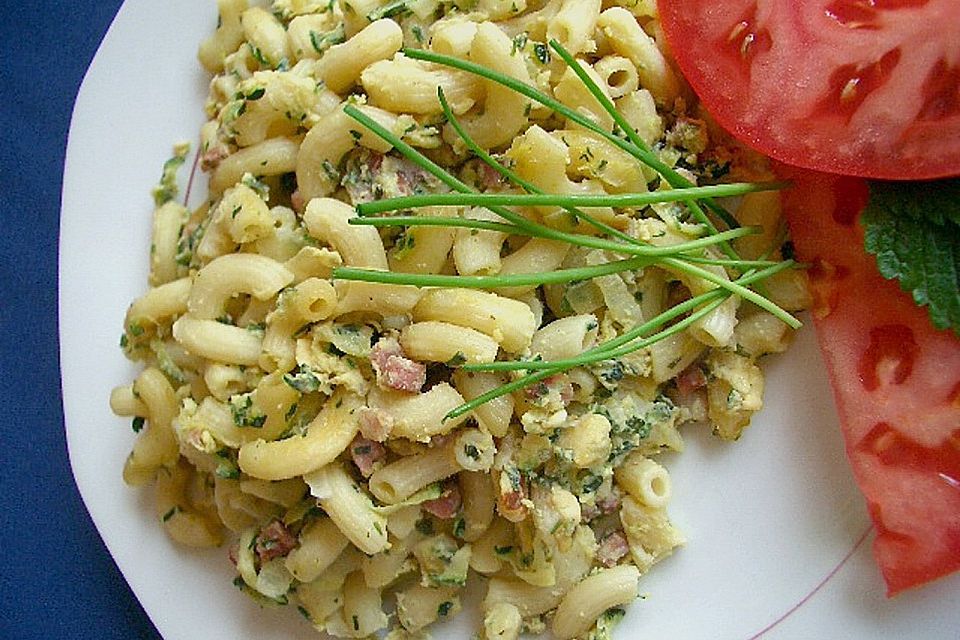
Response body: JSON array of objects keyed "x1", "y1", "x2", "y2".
[
  {"x1": 309, "y1": 25, "x2": 345, "y2": 55},
  {"x1": 229, "y1": 393, "x2": 266, "y2": 428},
  {"x1": 151, "y1": 142, "x2": 190, "y2": 206},
  {"x1": 283, "y1": 364, "x2": 322, "y2": 394}
]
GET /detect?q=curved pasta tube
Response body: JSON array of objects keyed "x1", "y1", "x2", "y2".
[
  {"x1": 241, "y1": 7, "x2": 290, "y2": 68},
  {"x1": 529, "y1": 314, "x2": 599, "y2": 361},
  {"x1": 198, "y1": 0, "x2": 248, "y2": 73},
  {"x1": 210, "y1": 136, "x2": 300, "y2": 193},
  {"x1": 303, "y1": 462, "x2": 390, "y2": 555},
  {"x1": 413, "y1": 288, "x2": 537, "y2": 353},
  {"x1": 551, "y1": 565, "x2": 640, "y2": 640},
  {"x1": 125, "y1": 277, "x2": 191, "y2": 330},
  {"x1": 445, "y1": 22, "x2": 533, "y2": 150},
  {"x1": 261, "y1": 277, "x2": 338, "y2": 372},
  {"x1": 188, "y1": 253, "x2": 294, "y2": 319},
  {"x1": 546, "y1": 0, "x2": 601, "y2": 56},
  {"x1": 368, "y1": 439, "x2": 459, "y2": 504},
  {"x1": 172, "y1": 316, "x2": 263, "y2": 366},
  {"x1": 296, "y1": 105, "x2": 397, "y2": 202},
  {"x1": 453, "y1": 207, "x2": 507, "y2": 276},
  {"x1": 553, "y1": 62, "x2": 614, "y2": 133},
  {"x1": 361, "y1": 54, "x2": 481, "y2": 115},
  {"x1": 400, "y1": 321, "x2": 500, "y2": 365},
  {"x1": 615, "y1": 453, "x2": 672, "y2": 508},
  {"x1": 317, "y1": 19, "x2": 404, "y2": 93},
  {"x1": 285, "y1": 517, "x2": 350, "y2": 582},
  {"x1": 238, "y1": 390, "x2": 362, "y2": 480},
  {"x1": 150, "y1": 200, "x2": 188, "y2": 286},
  {"x1": 459, "y1": 470, "x2": 496, "y2": 542},
  {"x1": 496, "y1": 238, "x2": 571, "y2": 297},
  {"x1": 368, "y1": 383, "x2": 471, "y2": 442},
  {"x1": 123, "y1": 367, "x2": 180, "y2": 486},
  {"x1": 155, "y1": 458, "x2": 224, "y2": 548},
  {"x1": 303, "y1": 197, "x2": 388, "y2": 269},
  {"x1": 594, "y1": 54, "x2": 640, "y2": 99},
  {"x1": 597, "y1": 7, "x2": 679, "y2": 105},
  {"x1": 452, "y1": 370, "x2": 514, "y2": 438}
]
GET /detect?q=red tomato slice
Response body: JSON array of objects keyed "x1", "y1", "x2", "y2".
[
  {"x1": 778, "y1": 165, "x2": 960, "y2": 595},
  {"x1": 658, "y1": 0, "x2": 960, "y2": 180}
]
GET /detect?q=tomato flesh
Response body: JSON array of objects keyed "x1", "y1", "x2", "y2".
[
  {"x1": 779, "y1": 166, "x2": 960, "y2": 594},
  {"x1": 658, "y1": 0, "x2": 960, "y2": 179}
]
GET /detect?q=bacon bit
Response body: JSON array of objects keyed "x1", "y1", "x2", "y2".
[
  {"x1": 676, "y1": 363, "x2": 708, "y2": 395},
  {"x1": 581, "y1": 503, "x2": 600, "y2": 521},
  {"x1": 350, "y1": 435, "x2": 386, "y2": 477},
  {"x1": 200, "y1": 146, "x2": 228, "y2": 171},
  {"x1": 479, "y1": 162, "x2": 505, "y2": 190},
  {"x1": 367, "y1": 152, "x2": 384, "y2": 173},
  {"x1": 673, "y1": 363, "x2": 709, "y2": 422},
  {"x1": 370, "y1": 337, "x2": 426, "y2": 393},
  {"x1": 255, "y1": 520, "x2": 297, "y2": 563},
  {"x1": 422, "y1": 481, "x2": 462, "y2": 519},
  {"x1": 228, "y1": 543, "x2": 240, "y2": 567},
  {"x1": 524, "y1": 380, "x2": 550, "y2": 401},
  {"x1": 523, "y1": 374, "x2": 574, "y2": 404},
  {"x1": 498, "y1": 490, "x2": 528, "y2": 522},
  {"x1": 358, "y1": 407, "x2": 394, "y2": 442},
  {"x1": 290, "y1": 189, "x2": 305, "y2": 214},
  {"x1": 597, "y1": 494, "x2": 621, "y2": 515},
  {"x1": 597, "y1": 531, "x2": 630, "y2": 567}
]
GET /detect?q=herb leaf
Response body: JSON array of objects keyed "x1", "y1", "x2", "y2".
[{"x1": 862, "y1": 179, "x2": 960, "y2": 335}]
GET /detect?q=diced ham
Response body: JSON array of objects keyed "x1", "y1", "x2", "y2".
[
  {"x1": 358, "y1": 407, "x2": 394, "y2": 442},
  {"x1": 255, "y1": 520, "x2": 297, "y2": 563},
  {"x1": 597, "y1": 531, "x2": 630, "y2": 567},
  {"x1": 200, "y1": 146, "x2": 228, "y2": 171},
  {"x1": 350, "y1": 435, "x2": 386, "y2": 477},
  {"x1": 498, "y1": 489, "x2": 527, "y2": 522},
  {"x1": 370, "y1": 337, "x2": 426, "y2": 393},
  {"x1": 422, "y1": 481, "x2": 462, "y2": 519},
  {"x1": 596, "y1": 494, "x2": 621, "y2": 515},
  {"x1": 479, "y1": 162, "x2": 506, "y2": 190},
  {"x1": 290, "y1": 189, "x2": 305, "y2": 214},
  {"x1": 523, "y1": 374, "x2": 574, "y2": 404},
  {"x1": 676, "y1": 363, "x2": 708, "y2": 395}
]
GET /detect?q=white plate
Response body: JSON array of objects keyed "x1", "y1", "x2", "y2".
[{"x1": 60, "y1": 1, "x2": 960, "y2": 638}]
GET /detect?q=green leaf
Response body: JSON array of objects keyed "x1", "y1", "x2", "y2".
[{"x1": 862, "y1": 179, "x2": 960, "y2": 335}]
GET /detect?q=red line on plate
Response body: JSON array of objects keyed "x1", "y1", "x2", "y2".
[
  {"x1": 183, "y1": 148, "x2": 201, "y2": 206},
  {"x1": 746, "y1": 523, "x2": 874, "y2": 640}
]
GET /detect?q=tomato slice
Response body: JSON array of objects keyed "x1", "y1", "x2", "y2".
[
  {"x1": 778, "y1": 165, "x2": 960, "y2": 595},
  {"x1": 658, "y1": 0, "x2": 960, "y2": 180}
]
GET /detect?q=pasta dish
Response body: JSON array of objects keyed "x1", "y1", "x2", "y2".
[{"x1": 110, "y1": 0, "x2": 808, "y2": 637}]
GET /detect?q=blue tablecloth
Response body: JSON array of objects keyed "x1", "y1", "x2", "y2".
[{"x1": 1, "y1": 2, "x2": 161, "y2": 638}]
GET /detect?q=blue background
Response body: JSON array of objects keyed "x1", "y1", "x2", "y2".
[{"x1": 1, "y1": 2, "x2": 161, "y2": 638}]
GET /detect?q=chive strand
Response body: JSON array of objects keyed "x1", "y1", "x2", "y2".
[
  {"x1": 348, "y1": 216, "x2": 527, "y2": 235},
  {"x1": 661, "y1": 256, "x2": 799, "y2": 328},
  {"x1": 355, "y1": 183, "x2": 785, "y2": 212},
  {"x1": 333, "y1": 256, "x2": 651, "y2": 288}
]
